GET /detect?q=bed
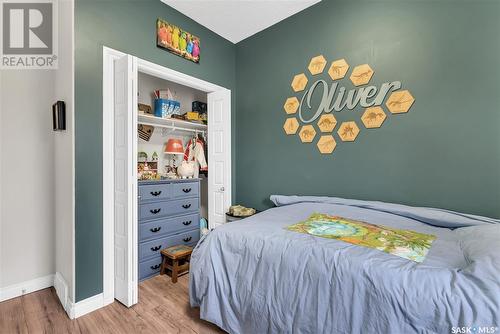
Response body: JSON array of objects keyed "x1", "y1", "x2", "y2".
[{"x1": 189, "y1": 195, "x2": 500, "y2": 334}]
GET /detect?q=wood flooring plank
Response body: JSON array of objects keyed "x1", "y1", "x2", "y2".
[
  {"x1": 0, "y1": 275, "x2": 224, "y2": 334},
  {"x1": 0, "y1": 297, "x2": 29, "y2": 334},
  {"x1": 22, "y1": 288, "x2": 80, "y2": 334}
]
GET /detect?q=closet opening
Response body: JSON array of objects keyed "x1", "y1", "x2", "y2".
[
  {"x1": 136, "y1": 72, "x2": 209, "y2": 284},
  {"x1": 102, "y1": 47, "x2": 232, "y2": 308}
]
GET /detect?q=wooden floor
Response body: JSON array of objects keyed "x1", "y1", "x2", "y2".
[{"x1": 0, "y1": 275, "x2": 224, "y2": 334}]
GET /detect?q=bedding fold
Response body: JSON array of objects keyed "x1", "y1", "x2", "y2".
[
  {"x1": 190, "y1": 196, "x2": 500, "y2": 334},
  {"x1": 270, "y1": 195, "x2": 500, "y2": 228}
]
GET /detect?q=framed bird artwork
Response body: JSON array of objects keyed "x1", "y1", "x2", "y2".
[{"x1": 156, "y1": 18, "x2": 200, "y2": 63}]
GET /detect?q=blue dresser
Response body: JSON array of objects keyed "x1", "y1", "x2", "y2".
[{"x1": 138, "y1": 178, "x2": 201, "y2": 281}]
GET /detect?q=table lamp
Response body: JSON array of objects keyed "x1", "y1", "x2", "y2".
[
  {"x1": 164, "y1": 139, "x2": 184, "y2": 176},
  {"x1": 165, "y1": 138, "x2": 184, "y2": 155}
]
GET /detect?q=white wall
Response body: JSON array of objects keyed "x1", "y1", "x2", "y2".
[
  {"x1": 0, "y1": 0, "x2": 74, "y2": 309},
  {"x1": 0, "y1": 70, "x2": 56, "y2": 288},
  {"x1": 54, "y1": 0, "x2": 75, "y2": 308}
]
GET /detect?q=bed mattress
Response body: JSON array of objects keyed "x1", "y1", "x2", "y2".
[{"x1": 189, "y1": 195, "x2": 500, "y2": 334}]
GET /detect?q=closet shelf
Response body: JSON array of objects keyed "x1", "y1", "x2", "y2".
[{"x1": 138, "y1": 114, "x2": 207, "y2": 132}]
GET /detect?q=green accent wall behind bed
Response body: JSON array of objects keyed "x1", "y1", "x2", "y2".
[
  {"x1": 75, "y1": 0, "x2": 500, "y2": 303},
  {"x1": 235, "y1": 0, "x2": 500, "y2": 218},
  {"x1": 75, "y1": 0, "x2": 236, "y2": 301}
]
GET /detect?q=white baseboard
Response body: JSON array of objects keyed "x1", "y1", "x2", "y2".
[
  {"x1": 0, "y1": 274, "x2": 110, "y2": 320},
  {"x1": 54, "y1": 272, "x2": 70, "y2": 315},
  {"x1": 69, "y1": 293, "x2": 106, "y2": 319},
  {"x1": 0, "y1": 274, "x2": 55, "y2": 302}
]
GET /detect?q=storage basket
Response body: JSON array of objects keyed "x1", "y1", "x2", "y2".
[{"x1": 154, "y1": 99, "x2": 180, "y2": 118}]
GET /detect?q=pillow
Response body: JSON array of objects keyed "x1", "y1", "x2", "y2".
[{"x1": 455, "y1": 224, "x2": 500, "y2": 280}]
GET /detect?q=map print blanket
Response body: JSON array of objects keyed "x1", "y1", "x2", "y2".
[{"x1": 287, "y1": 213, "x2": 436, "y2": 262}]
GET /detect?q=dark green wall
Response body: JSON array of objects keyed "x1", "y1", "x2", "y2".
[
  {"x1": 75, "y1": 0, "x2": 500, "y2": 302},
  {"x1": 235, "y1": 0, "x2": 500, "y2": 217},
  {"x1": 75, "y1": 0, "x2": 236, "y2": 301}
]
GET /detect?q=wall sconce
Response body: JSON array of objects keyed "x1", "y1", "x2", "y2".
[{"x1": 52, "y1": 101, "x2": 66, "y2": 131}]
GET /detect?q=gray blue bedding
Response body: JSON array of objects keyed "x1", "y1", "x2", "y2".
[{"x1": 189, "y1": 196, "x2": 500, "y2": 334}]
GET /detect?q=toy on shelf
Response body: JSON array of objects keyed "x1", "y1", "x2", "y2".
[
  {"x1": 138, "y1": 161, "x2": 159, "y2": 180},
  {"x1": 138, "y1": 151, "x2": 148, "y2": 162}
]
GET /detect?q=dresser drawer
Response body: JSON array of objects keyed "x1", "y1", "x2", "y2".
[
  {"x1": 139, "y1": 197, "x2": 199, "y2": 220},
  {"x1": 170, "y1": 181, "x2": 199, "y2": 199},
  {"x1": 139, "y1": 238, "x2": 166, "y2": 261},
  {"x1": 139, "y1": 256, "x2": 162, "y2": 281},
  {"x1": 167, "y1": 197, "x2": 199, "y2": 216},
  {"x1": 139, "y1": 213, "x2": 199, "y2": 241},
  {"x1": 139, "y1": 227, "x2": 200, "y2": 261},
  {"x1": 139, "y1": 201, "x2": 170, "y2": 220},
  {"x1": 163, "y1": 228, "x2": 200, "y2": 248},
  {"x1": 139, "y1": 183, "x2": 170, "y2": 202}
]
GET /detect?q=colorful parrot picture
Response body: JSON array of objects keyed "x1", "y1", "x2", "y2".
[
  {"x1": 156, "y1": 18, "x2": 200, "y2": 63},
  {"x1": 186, "y1": 35, "x2": 193, "y2": 55}
]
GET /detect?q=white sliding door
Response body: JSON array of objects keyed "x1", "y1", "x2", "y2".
[
  {"x1": 113, "y1": 54, "x2": 138, "y2": 307},
  {"x1": 207, "y1": 89, "x2": 232, "y2": 228}
]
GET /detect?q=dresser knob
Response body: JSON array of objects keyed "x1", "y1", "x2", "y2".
[
  {"x1": 182, "y1": 221, "x2": 192, "y2": 226},
  {"x1": 150, "y1": 245, "x2": 161, "y2": 251},
  {"x1": 183, "y1": 237, "x2": 192, "y2": 242},
  {"x1": 182, "y1": 204, "x2": 191, "y2": 209},
  {"x1": 150, "y1": 264, "x2": 160, "y2": 270},
  {"x1": 150, "y1": 227, "x2": 161, "y2": 233},
  {"x1": 150, "y1": 190, "x2": 162, "y2": 196},
  {"x1": 182, "y1": 188, "x2": 192, "y2": 193},
  {"x1": 150, "y1": 208, "x2": 161, "y2": 214}
]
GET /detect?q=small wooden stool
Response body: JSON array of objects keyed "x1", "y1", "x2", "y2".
[{"x1": 160, "y1": 245, "x2": 193, "y2": 283}]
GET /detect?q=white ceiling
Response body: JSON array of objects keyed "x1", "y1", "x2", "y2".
[{"x1": 161, "y1": 0, "x2": 321, "y2": 44}]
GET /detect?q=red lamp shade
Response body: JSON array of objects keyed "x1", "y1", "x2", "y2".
[{"x1": 164, "y1": 139, "x2": 184, "y2": 155}]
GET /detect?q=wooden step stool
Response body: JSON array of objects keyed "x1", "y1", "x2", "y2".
[{"x1": 160, "y1": 245, "x2": 193, "y2": 283}]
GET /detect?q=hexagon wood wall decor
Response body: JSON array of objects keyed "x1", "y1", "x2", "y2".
[
  {"x1": 328, "y1": 59, "x2": 349, "y2": 80},
  {"x1": 317, "y1": 135, "x2": 337, "y2": 154},
  {"x1": 337, "y1": 121, "x2": 360, "y2": 142},
  {"x1": 291, "y1": 73, "x2": 308, "y2": 92},
  {"x1": 361, "y1": 106, "x2": 387, "y2": 128},
  {"x1": 283, "y1": 118, "x2": 300, "y2": 135},
  {"x1": 283, "y1": 97, "x2": 300, "y2": 114},
  {"x1": 317, "y1": 114, "x2": 337, "y2": 132},
  {"x1": 385, "y1": 90, "x2": 415, "y2": 114},
  {"x1": 308, "y1": 55, "x2": 327, "y2": 75},
  {"x1": 299, "y1": 125, "x2": 316, "y2": 143},
  {"x1": 349, "y1": 64, "x2": 374, "y2": 86}
]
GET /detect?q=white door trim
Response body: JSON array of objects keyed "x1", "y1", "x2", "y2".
[{"x1": 102, "y1": 46, "x2": 232, "y2": 307}]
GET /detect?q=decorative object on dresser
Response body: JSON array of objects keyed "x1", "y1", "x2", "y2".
[
  {"x1": 138, "y1": 179, "x2": 201, "y2": 281},
  {"x1": 164, "y1": 138, "x2": 184, "y2": 178},
  {"x1": 138, "y1": 161, "x2": 158, "y2": 180},
  {"x1": 138, "y1": 151, "x2": 148, "y2": 162},
  {"x1": 165, "y1": 138, "x2": 184, "y2": 154},
  {"x1": 160, "y1": 245, "x2": 193, "y2": 283},
  {"x1": 177, "y1": 161, "x2": 195, "y2": 178}
]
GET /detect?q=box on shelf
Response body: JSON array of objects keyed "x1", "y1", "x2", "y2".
[
  {"x1": 192, "y1": 101, "x2": 207, "y2": 113},
  {"x1": 154, "y1": 99, "x2": 180, "y2": 118},
  {"x1": 186, "y1": 111, "x2": 199, "y2": 121},
  {"x1": 138, "y1": 103, "x2": 152, "y2": 114}
]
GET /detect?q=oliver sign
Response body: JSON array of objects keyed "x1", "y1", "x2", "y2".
[{"x1": 283, "y1": 55, "x2": 414, "y2": 154}]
